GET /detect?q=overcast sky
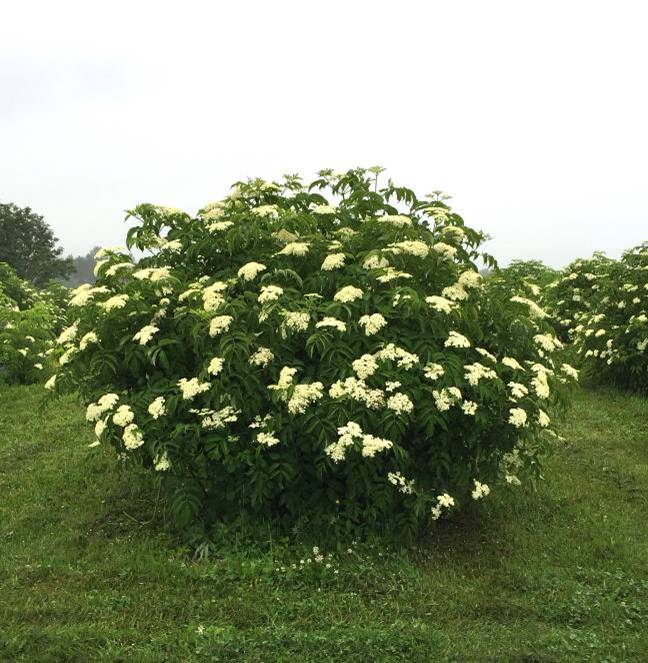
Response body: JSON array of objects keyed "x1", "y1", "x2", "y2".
[{"x1": 1, "y1": 1, "x2": 646, "y2": 267}]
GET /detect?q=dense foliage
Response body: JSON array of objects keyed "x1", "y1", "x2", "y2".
[
  {"x1": 569, "y1": 243, "x2": 648, "y2": 391},
  {"x1": 543, "y1": 252, "x2": 619, "y2": 342},
  {"x1": 0, "y1": 262, "x2": 67, "y2": 384},
  {"x1": 0, "y1": 202, "x2": 74, "y2": 286},
  {"x1": 48, "y1": 169, "x2": 576, "y2": 538}
]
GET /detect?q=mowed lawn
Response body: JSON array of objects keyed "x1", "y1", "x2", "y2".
[{"x1": 0, "y1": 386, "x2": 647, "y2": 662}]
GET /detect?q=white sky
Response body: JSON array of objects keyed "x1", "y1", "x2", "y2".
[{"x1": 1, "y1": 0, "x2": 646, "y2": 267}]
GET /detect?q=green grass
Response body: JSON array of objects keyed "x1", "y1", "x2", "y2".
[{"x1": 0, "y1": 386, "x2": 647, "y2": 662}]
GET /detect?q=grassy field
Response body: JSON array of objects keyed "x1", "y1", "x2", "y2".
[{"x1": 0, "y1": 385, "x2": 647, "y2": 662}]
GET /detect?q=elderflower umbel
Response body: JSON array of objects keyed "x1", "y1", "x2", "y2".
[
  {"x1": 207, "y1": 356, "x2": 224, "y2": 376},
  {"x1": 178, "y1": 377, "x2": 210, "y2": 400},
  {"x1": 433, "y1": 387, "x2": 462, "y2": 411},
  {"x1": 316, "y1": 317, "x2": 347, "y2": 332},
  {"x1": 276, "y1": 242, "x2": 310, "y2": 257},
  {"x1": 123, "y1": 423, "x2": 144, "y2": 450},
  {"x1": 321, "y1": 253, "x2": 346, "y2": 271},
  {"x1": 333, "y1": 286, "x2": 364, "y2": 303},
  {"x1": 312, "y1": 204, "x2": 337, "y2": 214},
  {"x1": 133, "y1": 325, "x2": 159, "y2": 345},
  {"x1": 358, "y1": 313, "x2": 387, "y2": 336},
  {"x1": 445, "y1": 331, "x2": 471, "y2": 348},
  {"x1": 508, "y1": 382, "x2": 528, "y2": 399},
  {"x1": 249, "y1": 347, "x2": 274, "y2": 367},
  {"x1": 376, "y1": 343, "x2": 420, "y2": 369},
  {"x1": 102, "y1": 294, "x2": 129, "y2": 312},
  {"x1": 471, "y1": 480, "x2": 490, "y2": 500},
  {"x1": 113, "y1": 405, "x2": 135, "y2": 427},
  {"x1": 282, "y1": 311, "x2": 310, "y2": 333},
  {"x1": 257, "y1": 431, "x2": 280, "y2": 446},
  {"x1": 154, "y1": 451, "x2": 171, "y2": 471},
  {"x1": 237, "y1": 262, "x2": 266, "y2": 281},
  {"x1": 57, "y1": 322, "x2": 79, "y2": 344},
  {"x1": 508, "y1": 407, "x2": 528, "y2": 428},
  {"x1": 258, "y1": 285, "x2": 284, "y2": 304},
  {"x1": 209, "y1": 315, "x2": 233, "y2": 336},
  {"x1": 462, "y1": 400, "x2": 478, "y2": 415},
  {"x1": 352, "y1": 354, "x2": 378, "y2": 380},
  {"x1": 287, "y1": 382, "x2": 324, "y2": 414},
  {"x1": 378, "y1": 214, "x2": 412, "y2": 226},
  {"x1": 424, "y1": 363, "x2": 444, "y2": 380},
  {"x1": 148, "y1": 396, "x2": 166, "y2": 419},
  {"x1": 432, "y1": 242, "x2": 457, "y2": 258},
  {"x1": 502, "y1": 356, "x2": 525, "y2": 371},
  {"x1": 79, "y1": 331, "x2": 98, "y2": 350},
  {"x1": 386, "y1": 392, "x2": 414, "y2": 415},
  {"x1": 387, "y1": 471, "x2": 415, "y2": 494},
  {"x1": 425, "y1": 295, "x2": 456, "y2": 314}
]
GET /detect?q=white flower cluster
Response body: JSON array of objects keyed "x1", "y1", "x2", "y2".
[
  {"x1": 316, "y1": 317, "x2": 347, "y2": 332},
  {"x1": 198, "y1": 405, "x2": 240, "y2": 430},
  {"x1": 508, "y1": 407, "x2": 528, "y2": 428},
  {"x1": 178, "y1": 377, "x2": 211, "y2": 400},
  {"x1": 433, "y1": 387, "x2": 462, "y2": 412},
  {"x1": 358, "y1": 313, "x2": 387, "y2": 336},
  {"x1": 148, "y1": 396, "x2": 166, "y2": 419},
  {"x1": 425, "y1": 296, "x2": 456, "y2": 314},
  {"x1": 387, "y1": 471, "x2": 415, "y2": 494},
  {"x1": 325, "y1": 421, "x2": 393, "y2": 462},
  {"x1": 387, "y1": 240, "x2": 429, "y2": 257},
  {"x1": 202, "y1": 282, "x2": 227, "y2": 312},
  {"x1": 333, "y1": 285, "x2": 364, "y2": 303},
  {"x1": 287, "y1": 382, "x2": 325, "y2": 414},
  {"x1": 445, "y1": 331, "x2": 471, "y2": 348},
  {"x1": 133, "y1": 325, "x2": 159, "y2": 345},
  {"x1": 386, "y1": 392, "x2": 414, "y2": 415},
  {"x1": 431, "y1": 493, "x2": 455, "y2": 520},
  {"x1": 329, "y1": 376, "x2": 385, "y2": 409},
  {"x1": 249, "y1": 346, "x2": 274, "y2": 367},
  {"x1": 471, "y1": 480, "x2": 490, "y2": 500},
  {"x1": 209, "y1": 315, "x2": 233, "y2": 337},
  {"x1": 282, "y1": 311, "x2": 310, "y2": 334},
  {"x1": 276, "y1": 242, "x2": 310, "y2": 257},
  {"x1": 376, "y1": 343, "x2": 419, "y2": 369},
  {"x1": 258, "y1": 285, "x2": 284, "y2": 304},
  {"x1": 321, "y1": 253, "x2": 346, "y2": 271},
  {"x1": 237, "y1": 262, "x2": 266, "y2": 281},
  {"x1": 86, "y1": 393, "x2": 119, "y2": 422},
  {"x1": 464, "y1": 362, "x2": 498, "y2": 386}
]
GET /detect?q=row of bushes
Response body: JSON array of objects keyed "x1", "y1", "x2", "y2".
[
  {"x1": 0, "y1": 263, "x2": 68, "y2": 384},
  {"x1": 496, "y1": 244, "x2": 648, "y2": 391}
]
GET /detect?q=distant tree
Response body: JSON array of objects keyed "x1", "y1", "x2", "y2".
[
  {"x1": 0, "y1": 202, "x2": 74, "y2": 286},
  {"x1": 63, "y1": 246, "x2": 100, "y2": 287}
]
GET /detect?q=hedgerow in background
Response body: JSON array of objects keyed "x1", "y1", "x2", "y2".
[
  {"x1": 0, "y1": 262, "x2": 67, "y2": 385},
  {"x1": 544, "y1": 252, "x2": 619, "y2": 342},
  {"x1": 48, "y1": 168, "x2": 577, "y2": 539},
  {"x1": 497, "y1": 259, "x2": 558, "y2": 291},
  {"x1": 572, "y1": 242, "x2": 648, "y2": 391}
]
